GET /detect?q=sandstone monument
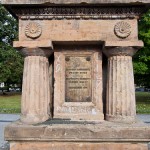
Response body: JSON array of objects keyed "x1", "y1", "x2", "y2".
[{"x1": 2, "y1": 0, "x2": 150, "y2": 149}]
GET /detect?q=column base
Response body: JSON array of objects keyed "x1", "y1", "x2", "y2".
[
  {"x1": 106, "y1": 114, "x2": 136, "y2": 123},
  {"x1": 20, "y1": 114, "x2": 50, "y2": 124}
]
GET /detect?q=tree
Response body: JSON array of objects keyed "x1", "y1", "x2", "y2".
[
  {"x1": 133, "y1": 9, "x2": 150, "y2": 87},
  {"x1": 0, "y1": 3, "x2": 24, "y2": 91}
]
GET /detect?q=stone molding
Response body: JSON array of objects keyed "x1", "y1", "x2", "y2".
[
  {"x1": 2, "y1": 0, "x2": 150, "y2": 5},
  {"x1": 103, "y1": 40, "x2": 143, "y2": 57},
  {"x1": 13, "y1": 40, "x2": 53, "y2": 49},
  {"x1": 103, "y1": 47, "x2": 138, "y2": 57},
  {"x1": 9, "y1": 6, "x2": 145, "y2": 20},
  {"x1": 105, "y1": 114, "x2": 136, "y2": 123},
  {"x1": 13, "y1": 40, "x2": 53, "y2": 57},
  {"x1": 5, "y1": 121, "x2": 150, "y2": 142},
  {"x1": 20, "y1": 48, "x2": 53, "y2": 57}
]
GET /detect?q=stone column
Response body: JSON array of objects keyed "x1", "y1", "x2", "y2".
[
  {"x1": 103, "y1": 45, "x2": 141, "y2": 123},
  {"x1": 14, "y1": 41, "x2": 53, "y2": 124}
]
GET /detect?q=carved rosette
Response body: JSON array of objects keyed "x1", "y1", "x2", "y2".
[
  {"x1": 25, "y1": 22, "x2": 42, "y2": 39},
  {"x1": 114, "y1": 21, "x2": 131, "y2": 39}
]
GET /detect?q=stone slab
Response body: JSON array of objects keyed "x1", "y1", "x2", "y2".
[
  {"x1": 19, "y1": 20, "x2": 138, "y2": 42},
  {"x1": 1, "y1": 0, "x2": 150, "y2": 5},
  {"x1": 9, "y1": 142, "x2": 149, "y2": 150},
  {"x1": 13, "y1": 40, "x2": 53, "y2": 49},
  {"x1": 5, "y1": 120, "x2": 150, "y2": 142},
  {"x1": 53, "y1": 46, "x2": 103, "y2": 120},
  {"x1": 105, "y1": 40, "x2": 144, "y2": 47}
]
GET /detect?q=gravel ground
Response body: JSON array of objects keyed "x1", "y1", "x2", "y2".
[
  {"x1": 0, "y1": 114, "x2": 149, "y2": 150},
  {"x1": 137, "y1": 114, "x2": 150, "y2": 124}
]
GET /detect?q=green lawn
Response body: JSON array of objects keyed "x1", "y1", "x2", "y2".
[
  {"x1": 0, "y1": 94, "x2": 21, "y2": 113},
  {"x1": 136, "y1": 92, "x2": 150, "y2": 114},
  {"x1": 0, "y1": 92, "x2": 150, "y2": 114}
]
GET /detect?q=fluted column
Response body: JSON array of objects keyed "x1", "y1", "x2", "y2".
[
  {"x1": 20, "y1": 47, "x2": 53, "y2": 124},
  {"x1": 103, "y1": 46, "x2": 138, "y2": 123}
]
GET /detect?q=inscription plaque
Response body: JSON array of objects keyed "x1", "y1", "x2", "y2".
[
  {"x1": 54, "y1": 48, "x2": 103, "y2": 120},
  {"x1": 65, "y1": 56, "x2": 92, "y2": 102}
]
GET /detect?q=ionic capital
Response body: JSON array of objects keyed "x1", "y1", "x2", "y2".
[
  {"x1": 103, "y1": 41, "x2": 143, "y2": 57},
  {"x1": 13, "y1": 40, "x2": 53, "y2": 57}
]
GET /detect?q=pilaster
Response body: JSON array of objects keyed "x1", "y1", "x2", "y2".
[
  {"x1": 103, "y1": 41, "x2": 143, "y2": 123},
  {"x1": 14, "y1": 41, "x2": 53, "y2": 124}
]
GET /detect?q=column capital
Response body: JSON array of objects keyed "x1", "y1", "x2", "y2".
[
  {"x1": 13, "y1": 40, "x2": 53, "y2": 57},
  {"x1": 103, "y1": 41, "x2": 143, "y2": 57}
]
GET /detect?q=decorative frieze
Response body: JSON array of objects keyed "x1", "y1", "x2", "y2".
[{"x1": 10, "y1": 6, "x2": 145, "y2": 20}]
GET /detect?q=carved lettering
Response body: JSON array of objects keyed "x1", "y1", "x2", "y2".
[
  {"x1": 65, "y1": 56, "x2": 92, "y2": 102},
  {"x1": 55, "y1": 54, "x2": 61, "y2": 73},
  {"x1": 56, "y1": 106, "x2": 93, "y2": 113}
]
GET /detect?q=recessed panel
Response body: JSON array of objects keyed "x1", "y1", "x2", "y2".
[{"x1": 54, "y1": 46, "x2": 103, "y2": 120}]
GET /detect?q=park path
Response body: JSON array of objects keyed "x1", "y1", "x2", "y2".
[
  {"x1": 0, "y1": 114, "x2": 20, "y2": 150},
  {"x1": 0, "y1": 114, "x2": 150, "y2": 150}
]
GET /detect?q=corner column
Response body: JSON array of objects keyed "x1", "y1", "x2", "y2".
[
  {"x1": 103, "y1": 41, "x2": 143, "y2": 122},
  {"x1": 14, "y1": 41, "x2": 53, "y2": 124}
]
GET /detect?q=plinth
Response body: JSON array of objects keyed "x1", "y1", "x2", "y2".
[{"x1": 5, "y1": 120, "x2": 150, "y2": 150}]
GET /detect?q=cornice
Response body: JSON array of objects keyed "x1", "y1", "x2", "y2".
[
  {"x1": 9, "y1": 6, "x2": 145, "y2": 20},
  {"x1": 1, "y1": 0, "x2": 150, "y2": 5}
]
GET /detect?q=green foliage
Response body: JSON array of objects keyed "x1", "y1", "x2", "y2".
[
  {"x1": 0, "y1": 4, "x2": 23, "y2": 85},
  {"x1": 0, "y1": 43, "x2": 23, "y2": 84},
  {"x1": 134, "y1": 9, "x2": 150, "y2": 87},
  {"x1": 133, "y1": 62, "x2": 148, "y2": 75}
]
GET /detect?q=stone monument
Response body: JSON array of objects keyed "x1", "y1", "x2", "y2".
[{"x1": 2, "y1": 0, "x2": 150, "y2": 149}]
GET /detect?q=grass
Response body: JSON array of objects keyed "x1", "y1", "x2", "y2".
[
  {"x1": 136, "y1": 92, "x2": 150, "y2": 114},
  {"x1": 0, "y1": 94, "x2": 21, "y2": 113},
  {"x1": 0, "y1": 92, "x2": 149, "y2": 114}
]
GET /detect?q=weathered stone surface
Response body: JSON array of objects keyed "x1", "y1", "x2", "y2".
[
  {"x1": 21, "y1": 53, "x2": 52, "y2": 124},
  {"x1": 65, "y1": 55, "x2": 92, "y2": 102},
  {"x1": 13, "y1": 40, "x2": 53, "y2": 49},
  {"x1": 53, "y1": 45, "x2": 103, "y2": 120},
  {"x1": 2, "y1": 1, "x2": 150, "y2": 150},
  {"x1": 106, "y1": 56, "x2": 136, "y2": 122},
  {"x1": 8, "y1": 6, "x2": 147, "y2": 20},
  {"x1": 9, "y1": 142, "x2": 149, "y2": 150},
  {"x1": 19, "y1": 20, "x2": 138, "y2": 42},
  {"x1": 103, "y1": 47, "x2": 138, "y2": 123},
  {"x1": 5, "y1": 121, "x2": 150, "y2": 142},
  {"x1": 104, "y1": 41, "x2": 144, "y2": 48},
  {"x1": 1, "y1": 0, "x2": 150, "y2": 5}
]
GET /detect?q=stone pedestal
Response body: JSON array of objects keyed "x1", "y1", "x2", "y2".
[
  {"x1": 9, "y1": 142, "x2": 149, "y2": 150},
  {"x1": 5, "y1": 120, "x2": 150, "y2": 150},
  {"x1": 14, "y1": 42, "x2": 53, "y2": 124}
]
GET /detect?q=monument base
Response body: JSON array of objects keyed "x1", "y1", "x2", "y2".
[
  {"x1": 5, "y1": 119, "x2": 150, "y2": 150},
  {"x1": 9, "y1": 142, "x2": 148, "y2": 150}
]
